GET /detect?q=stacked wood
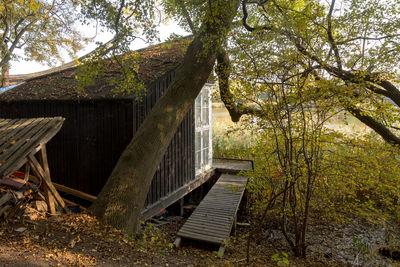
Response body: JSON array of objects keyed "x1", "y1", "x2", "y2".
[
  {"x1": 0, "y1": 117, "x2": 69, "y2": 216},
  {"x1": 0, "y1": 176, "x2": 48, "y2": 220}
]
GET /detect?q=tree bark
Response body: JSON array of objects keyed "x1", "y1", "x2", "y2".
[
  {"x1": 216, "y1": 48, "x2": 263, "y2": 122},
  {"x1": 90, "y1": 0, "x2": 240, "y2": 233},
  {"x1": 1, "y1": 64, "x2": 9, "y2": 87}
]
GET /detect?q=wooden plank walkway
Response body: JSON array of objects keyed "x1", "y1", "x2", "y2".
[
  {"x1": 213, "y1": 157, "x2": 253, "y2": 174},
  {"x1": 174, "y1": 173, "x2": 248, "y2": 256}
]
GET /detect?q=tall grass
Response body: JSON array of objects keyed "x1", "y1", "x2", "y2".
[{"x1": 212, "y1": 120, "x2": 256, "y2": 159}]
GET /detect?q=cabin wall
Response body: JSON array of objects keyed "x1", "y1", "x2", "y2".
[{"x1": 0, "y1": 71, "x2": 195, "y2": 209}]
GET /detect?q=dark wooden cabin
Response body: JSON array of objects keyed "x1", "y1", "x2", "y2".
[{"x1": 0, "y1": 40, "x2": 214, "y2": 218}]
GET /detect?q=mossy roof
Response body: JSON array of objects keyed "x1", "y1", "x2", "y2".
[{"x1": 0, "y1": 40, "x2": 188, "y2": 101}]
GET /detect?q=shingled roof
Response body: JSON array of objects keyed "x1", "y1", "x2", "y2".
[{"x1": 0, "y1": 40, "x2": 188, "y2": 101}]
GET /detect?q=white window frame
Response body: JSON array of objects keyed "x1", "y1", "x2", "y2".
[{"x1": 195, "y1": 83, "x2": 213, "y2": 175}]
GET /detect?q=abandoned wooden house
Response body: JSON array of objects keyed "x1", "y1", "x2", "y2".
[{"x1": 0, "y1": 40, "x2": 215, "y2": 218}]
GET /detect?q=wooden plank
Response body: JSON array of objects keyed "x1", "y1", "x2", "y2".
[
  {"x1": 179, "y1": 227, "x2": 227, "y2": 241},
  {"x1": 0, "y1": 118, "x2": 49, "y2": 174},
  {"x1": 52, "y1": 182, "x2": 97, "y2": 202},
  {"x1": 179, "y1": 226, "x2": 229, "y2": 239},
  {"x1": 180, "y1": 223, "x2": 231, "y2": 235},
  {"x1": 193, "y1": 208, "x2": 237, "y2": 215},
  {"x1": 183, "y1": 219, "x2": 229, "y2": 228},
  {"x1": 176, "y1": 173, "x2": 248, "y2": 247},
  {"x1": 178, "y1": 231, "x2": 224, "y2": 245},
  {"x1": 44, "y1": 183, "x2": 57, "y2": 214},
  {"x1": 185, "y1": 215, "x2": 232, "y2": 224},
  {"x1": 140, "y1": 169, "x2": 215, "y2": 219},
  {"x1": 190, "y1": 212, "x2": 235, "y2": 220},
  {"x1": 1, "y1": 118, "x2": 64, "y2": 178},
  {"x1": 0, "y1": 118, "x2": 38, "y2": 150},
  {"x1": 0, "y1": 119, "x2": 23, "y2": 143},
  {"x1": 28, "y1": 152, "x2": 68, "y2": 213}
]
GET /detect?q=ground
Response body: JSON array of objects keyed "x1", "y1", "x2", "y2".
[{"x1": 1, "y1": 211, "x2": 397, "y2": 266}]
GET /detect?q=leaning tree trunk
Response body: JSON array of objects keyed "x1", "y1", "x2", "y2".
[
  {"x1": 90, "y1": 0, "x2": 240, "y2": 233},
  {"x1": 1, "y1": 63, "x2": 9, "y2": 87}
]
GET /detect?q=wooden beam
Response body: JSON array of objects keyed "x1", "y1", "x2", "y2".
[
  {"x1": 140, "y1": 169, "x2": 216, "y2": 220},
  {"x1": 52, "y1": 182, "x2": 97, "y2": 202},
  {"x1": 28, "y1": 152, "x2": 68, "y2": 213}
]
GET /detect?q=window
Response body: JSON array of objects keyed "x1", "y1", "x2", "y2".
[{"x1": 195, "y1": 84, "x2": 213, "y2": 174}]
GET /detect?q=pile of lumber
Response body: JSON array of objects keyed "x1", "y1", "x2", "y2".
[
  {"x1": 0, "y1": 175, "x2": 48, "y2": 220},
  {"x1": 0, "y1": 172, "x2": 70, "y2": 221}
]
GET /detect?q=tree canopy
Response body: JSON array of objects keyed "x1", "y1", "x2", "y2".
[{"x1": 0, "y1": 0, "x2": 86, "y2": 86}]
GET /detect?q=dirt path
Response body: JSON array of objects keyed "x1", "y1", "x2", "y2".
[{"x1": 0, "y1": 212, "x2": 396, "y2": 266}]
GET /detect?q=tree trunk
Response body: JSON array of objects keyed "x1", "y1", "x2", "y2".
[
  {"x1": 1, "y1": 63, "x2": 9, "y2": 87},
  {"x1": 90, "y1": 0, "x2": 240, "y2": 233}
]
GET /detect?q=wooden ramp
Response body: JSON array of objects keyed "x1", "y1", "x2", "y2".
[{"x1": 174, "y1": 173, "x2": 248, "y2": 256}]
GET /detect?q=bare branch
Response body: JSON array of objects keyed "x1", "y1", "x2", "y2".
[
  {"x1": 337, "y1": 34, "x2": 400, "y2": 45},
  {"x1": 176, "y1": 0, "x2": 197, "y2": 34},
  {"x1": 326, "y1": 0, "x2": 342, "y2": 69},
  {"x1": 242, "y1": 0, "x2": 272, "y2": 32}
]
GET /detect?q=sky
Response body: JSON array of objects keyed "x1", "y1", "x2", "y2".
[{"x1": 10, "y1": 21, "x2": 189, "y2": 75}]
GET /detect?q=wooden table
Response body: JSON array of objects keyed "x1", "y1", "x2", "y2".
[{"x1": 0, "y1": 117, "x2": 68, "y2": 214}]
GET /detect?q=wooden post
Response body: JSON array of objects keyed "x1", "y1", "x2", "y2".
[
  {"x1": 44, "y1": 183, "x2": 56, "y2": 214},
  {"x1": 173, "y1": 237, "x2": 181, "y2": 248},
  {"x1": 24, "y1": 164, "x2": 30, "y2": 182},
  {"x1": 179, "y1": 198, "x2": 184, "y2": 217},
  {"x1": 28, "y1": 148, "x2": 69, "y2": 213}
]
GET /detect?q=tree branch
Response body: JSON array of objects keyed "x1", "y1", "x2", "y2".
[
  {"x1": 347, "y1": 107, "x2": 400, "y2": 146},
  {"x1": 216, "y1": 47, "x2": 263, "y2": 122},
  {"x1": 177, "y1": 0, "x2": 197, "y2": 34},
  {"x1": 242, "y1": 0, "x2": 272, "y2": 32},
  {"x1": 326, "y1": 0, "x2": 342, "y2": 69}
]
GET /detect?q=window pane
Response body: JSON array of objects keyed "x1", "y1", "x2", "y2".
[
  {"x1": 203, "y1": 148, "x2": 209, "y2": 166},
  {"x1": 203, "y1": 130, "x2": 209, "y2": 149},
  {"x1": 195, "y1": 107, "x2": 201, "y2": 128},
  {"x1": 195, "y1": 132, "x2": 201, "y2": 152},
  {"x1": 195, "y1": 93, "x2": 201, "y2": 108},
  {"x1": 202, "y1": 88, "x2": 209, "y2": 106},
  {"x1": 202, "y1": 107, "x2": 209, "y2": 126},
  {"x1": 196, "y1": 151, "x2": 201, "y2": 170}
]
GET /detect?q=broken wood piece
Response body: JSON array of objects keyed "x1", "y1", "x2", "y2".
[
  {"x1": 43, "y1": 184, "x2": 56, "y2": 214},
  {"x1": 14, "y1": 226, "x2": 27, "y2": 233},
  {"x1": 0, "y1": 204, "x2": 11, "y2": 217},
  {"x1": 28, "y1": 153, "x2": 69, "y2": 213},
  {"x1": 1, "y1": 177, "x2": 26, "y2": 189},
  {"x1": 173, "y1": 237, "x2": 181, "y2": 248},
  {"x1": 0, "y1": 192, "x2": 12, "y2": 206},
  {"x1": 52, "y1": 182, "x2": 97, "y2": 202}
]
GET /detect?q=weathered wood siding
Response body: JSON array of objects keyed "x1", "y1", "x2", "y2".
[{"x1": 0, "y1": 71, "x2": 195, "y2": 209}]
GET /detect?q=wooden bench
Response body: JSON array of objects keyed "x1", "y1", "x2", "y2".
[
  {"x1": 0, "y1": 117, "x2": 68, "y2": 214},
  {"x1": 174, "y1": 173, "x2": 248, "y2": 256}
]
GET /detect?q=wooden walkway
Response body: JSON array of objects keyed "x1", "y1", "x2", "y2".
[
  {"x1": 0, "y1": 117, "x2": 68, "y2": 214},
  {"x1": 213, "y1": 157, "x2": 253, "y2": 174},
  {"x1": 174, "y1": 173, "x2": 248, "y2": 256}
]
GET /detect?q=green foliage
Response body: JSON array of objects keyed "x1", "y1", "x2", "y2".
[
  {"x1": 0, "y1": 0, "x2": 86, "y2": 70},
  {"x1": 213, "y1": 120, "x2": 256, "y2": 159},
  {"x1": 136, "y1": 221, "x2": 172, "y2": 255},
  {"x1": 352, "y1": 236, "x2": 370, "y2": 255},
  {"x1": 315, "y1": 134, "x2": 400, "y2": 224},
  {"x1": 217, "y1": 121, "x2": 400, "y2": 226},
  {"x1": 271, "y1": 252, "x2": 290, "y2": 267}
]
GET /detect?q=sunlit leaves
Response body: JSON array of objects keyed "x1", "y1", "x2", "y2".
[{"x1": 0, "y1": 0, "x2": 86, "y2": 71}]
